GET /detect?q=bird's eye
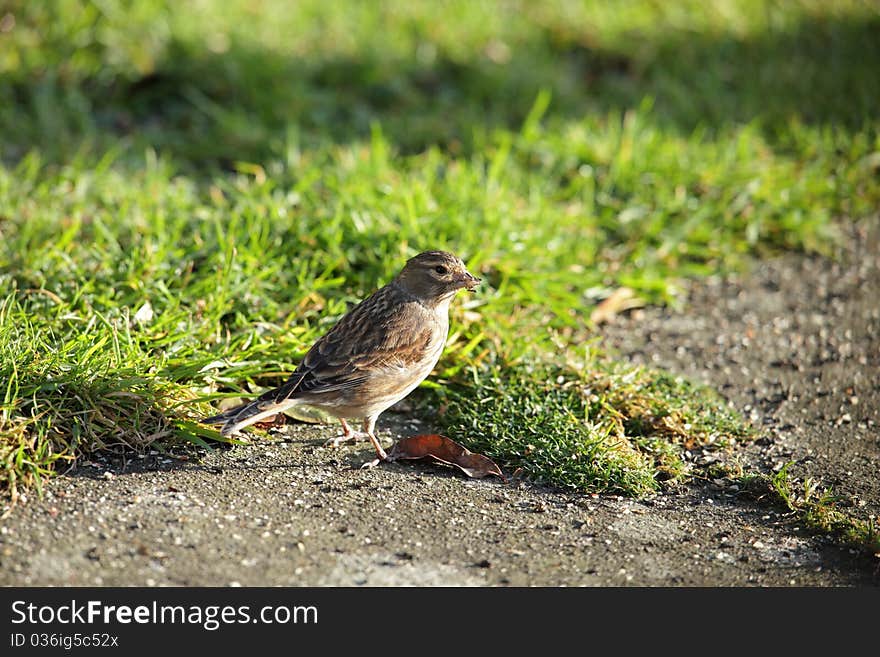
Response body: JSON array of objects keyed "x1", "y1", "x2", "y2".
[{"x1": 434, "y1": 265, "x2": 448, "y2": 275}]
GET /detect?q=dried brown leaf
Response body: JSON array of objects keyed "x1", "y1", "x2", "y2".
[
  {"x1": 590, "y1": 287, "x2": 645, "y2": 325},
  {"x1": 253, "y1": 414, "x2": 288, "y2": 429},
  {"x1": 388, "y1": 434, "x2": 505, "y2": 480}
]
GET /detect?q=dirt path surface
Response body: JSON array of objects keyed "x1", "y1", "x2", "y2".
[{"x1": 2, "y1": 226, "x2": 878, "y2": 587}]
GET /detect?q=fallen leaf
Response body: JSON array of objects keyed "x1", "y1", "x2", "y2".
[
  {"x1": 462, "y1": 310, "x2": 483, "y2": 324},
  {"x1": 282, "y1": 404, "x2": 335, "y2": 425},
  {"x1": 133, "y1": 300, "x2": 154, "y2": 325},
  {"x1": 215, "y1": 396, "x2": 244, "y2": 412},
  {"x1": 590, "y1": 287, "x2": 645, "y2": 325},
  {"x1": 387, "y1": 434, "x2": 505, "y2": 480},
  {"x1": 253, "y1": 414, "x2": 288, "y2": 429}
]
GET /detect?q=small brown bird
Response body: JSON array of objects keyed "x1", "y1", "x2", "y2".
[{"x1": 202, "y1": 250, "x2": 480, "y2": 463}]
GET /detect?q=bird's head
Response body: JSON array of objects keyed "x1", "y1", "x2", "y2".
[{"x1": 395, "y1": 250, "x2": 481, "y2": 303}]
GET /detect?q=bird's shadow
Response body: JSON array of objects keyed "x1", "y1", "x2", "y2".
[{"x1": 62, "y1": 412, "x2": 472, "y2": 482}]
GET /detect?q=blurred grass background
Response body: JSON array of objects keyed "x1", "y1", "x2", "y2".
[{"x1": 1, "y1": 0, "x2": 878, "y2": 500}]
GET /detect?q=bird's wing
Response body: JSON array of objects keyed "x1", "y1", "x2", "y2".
[{"x1": 263, "y1": 285, "x2": 436, "y2": 404}]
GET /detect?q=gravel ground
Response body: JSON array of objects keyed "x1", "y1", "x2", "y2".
[{"x1": 1, "y1": 224, "x2": 878, "y2": 587}]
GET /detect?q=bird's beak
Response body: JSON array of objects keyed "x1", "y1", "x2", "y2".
[{"x1": 457, "y1": 270, "x2": 481, "y2": 291}]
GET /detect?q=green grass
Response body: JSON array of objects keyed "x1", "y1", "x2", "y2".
[
  {"x1": 435, "y1": 360, "x2": 753, "y2": 495},
  {"x1": 1, "y1": 0, "x2": 879, "y2": 502},
  {"x1": 729, "y1": 464, "x2": 880, "y2": 557}
]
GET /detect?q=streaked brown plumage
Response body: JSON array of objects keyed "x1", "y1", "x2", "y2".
[{"x1": 202, "y1": 251, "x2": 480, "y2": 462}]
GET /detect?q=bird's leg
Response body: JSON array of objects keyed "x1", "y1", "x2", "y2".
[
  {"x1": 360, "y1": 415, "x2": 388, "y2": 468},
  {"x1": 323, "y1": 418, "x2": 370, "y2": 448}
]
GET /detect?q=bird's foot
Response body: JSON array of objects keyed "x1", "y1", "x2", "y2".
[
  {"x1": 360, "y1": 439, "x2": 388, "y2": 468},
  {"x1": 323, "y1": 431, "x2": 370, "y2": 448}
]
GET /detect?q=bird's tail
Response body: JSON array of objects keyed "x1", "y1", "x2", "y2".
[
  {"x1": 202, "y1": 396, "x2": 297, "y2": 436},
  {"x1": 203, "y1": 372, "x2": 308, "y2": 435}
]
